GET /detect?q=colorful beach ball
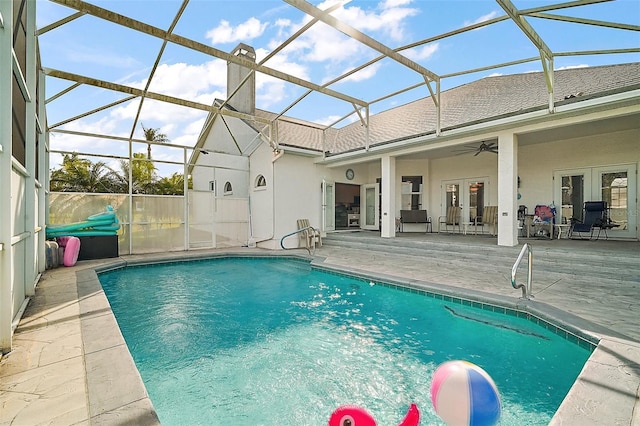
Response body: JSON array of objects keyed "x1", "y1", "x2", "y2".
[{"x1": 430, "y1": 360, "x2": 501, "y2": 426}]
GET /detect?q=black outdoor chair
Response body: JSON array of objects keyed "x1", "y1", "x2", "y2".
[{"x1": 570, "y1": 201, "x2": 606, "y2": 240}]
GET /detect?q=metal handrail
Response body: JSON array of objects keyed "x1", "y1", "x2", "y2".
[
  {"x1": 511, "y1": 243, "x2": 533, "y2": 299},
  {"x1": 279, "y1": 226, "x2": 317, "y2": 255}
]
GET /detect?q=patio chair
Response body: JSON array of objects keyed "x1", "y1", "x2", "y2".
[
  {"x1": 474, "y1": 205, "x2": 498, "y2": 235},
  {"x1": 570, "y1": 201, "x2": 606, "y2": 240},
  {"x1": 530, "y1": 204, "x2": 555, "y2": 239},
  {"x1": 297, "y1": 219, "x2": 322, "y2": 249},
  {"x1": 438, "y1": 206, "x2": 461, "y2": 233}
]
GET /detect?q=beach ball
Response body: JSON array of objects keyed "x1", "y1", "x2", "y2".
[{"x1": 430, "y1": 360, "x2": 501, "y2": 426}]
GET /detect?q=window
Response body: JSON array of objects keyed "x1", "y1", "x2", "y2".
[
  {"x1": 401, "y1": 176, "x2": 423, "y2": 210},
  {"x1": 224, "y1": 181, "x2": 233, "y2": 195},
  {"x1": 255, "y1": 174, "x2": 267, "y2": 189}
]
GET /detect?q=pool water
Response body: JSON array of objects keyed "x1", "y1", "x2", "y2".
[{"x1": 99, "y1": 257, "x2": 592, "y2": 425}]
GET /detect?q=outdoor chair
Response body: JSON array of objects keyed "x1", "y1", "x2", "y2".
[
  {"x1": 438, "y1": 206, "x2": 461, "y2": 233},
  {"x1": 297, "y1": 219, "x2": 322, "y2": 249},
  {"x1": 530, "y1": 204, "x2": 555, "y2": 239},
  {"x1": 474, "y1": 205, "x2": 498, "y2": 235},
  {"x1": 570, "y1": 201, "x2": 607, "y2": 240}
]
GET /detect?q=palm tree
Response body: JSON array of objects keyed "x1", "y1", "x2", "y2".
[
  {"x1": 50, "y1": 153, "x2": 119, "y2": 193},
  {"x1": 140, "y1": 123, "x2": 169, "y2": 160},
  {"x1": 118, "y1": 153, "x2": 157, "y2": 194}
]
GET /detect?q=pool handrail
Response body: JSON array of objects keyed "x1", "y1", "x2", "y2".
[
  {"x1": 280, "y1": 226, "x2": 316, "y2": 255},
  {"x1": 511, "y1": 243, "x2": 533, "y2": 299}
]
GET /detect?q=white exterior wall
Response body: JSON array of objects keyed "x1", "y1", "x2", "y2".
[
  {"x1": 272, "y1": 153, "x2": 324, "y2": 249},
  {"x1": 518, "y1": 128, "x2": 639, "y2": 209},
  {"x1": 191, "y1": 152, "x2": 249, "y2": 195},
  {"x1": 428, "y1": 153, "x2": 499, "y2": 220},
  {"x1": 248, "y1": 143, "x2": 276, "y2": 247}
]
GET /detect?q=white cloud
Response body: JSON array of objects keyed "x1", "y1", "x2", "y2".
[
  {"x1": 109, "y1": 61, "x2": 227, "y2": 128},
  {"x1": 256, "y1": 48, "x2": 310, "y2": 81},
  {"x1": 380, "y1": 0, "x2": 413, "y2": 8},
  {"x1": 256, "y1": 78, "x2": 288, "y2": 108},
  {"x1": 556, "y1": 64, "x2": 589, "y2": 70},
  {"x1": 403, "y1": 43, "x2": 439, "y2": 61},
  {"x1": 206, "y1": 17, "x2": 268, "y2": 45},
  {"x1": 144, "y1": 61, "x2": 227, "y2": 97},
  {"x1": 254, "y1": 47, "x2": 311, "y2": 108},
  {"x1": 339, "y1": 62, "x2": 382, "y2": 83},
  {"x1": 323, "y1": 0, "x2": 419, "y2": 41},
  {"x1": 48, "y1": 116, "x2": 130, "y2": 159},
  {"x1": 314, "y1": 114, "x2": 345, "y2": 126},
  {"x1": 464, "y1": 11, "x2": 499, "y2": 27}
]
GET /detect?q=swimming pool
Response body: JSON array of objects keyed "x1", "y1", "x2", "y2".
[{"x1": 98, "y1": 257, "x2": 592, "y2": 425}]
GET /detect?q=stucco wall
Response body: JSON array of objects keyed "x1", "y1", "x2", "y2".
[
  {"x1": 196, "y1": 125, "x2": 639, "y2": 247},
  {"x1": 518, "y1": 128, "x2": 638, "y2": 210},
  {"x1": 248, "y1": 143, "x2": 274, "y2": 246}
]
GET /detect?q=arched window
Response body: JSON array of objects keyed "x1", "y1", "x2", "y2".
[
  {"x1": 255, "y1": 174, "x2": 267, "y2": 189},
  {"x1": 224, "y1": 181, "x2": 233, "y2": 195}
]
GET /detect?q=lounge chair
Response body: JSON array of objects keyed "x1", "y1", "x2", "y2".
[
  {"x1": 570, "y1": 201, "x2": 606, "y2": 240},
  {"x1": 438, "y1": 206, "x2": 461, "y2": 233},
  {"x1": 297, "y1": 219, "x2": 322, "y2": 249}
]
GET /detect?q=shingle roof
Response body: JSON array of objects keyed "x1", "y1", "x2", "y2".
[
  {"x1": 332, "y1": 62, "x2": 640, "y2": 153},
  {"x1": 235, "y1": 63, "x2": 639, "y2": 156}
]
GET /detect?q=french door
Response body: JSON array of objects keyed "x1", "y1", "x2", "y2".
[
  {"x1": 322, "y1": 179, "x2": 335, "y2": 232},
  {"x1": 361, "y1": 183, "x2": 379, "y2": 230},
  {"x1": 553, "y1": 164, "x2": 636, "y2": 238},
  {"x1": 442, "y1": 177, "x2": 488, "y2": 223}
]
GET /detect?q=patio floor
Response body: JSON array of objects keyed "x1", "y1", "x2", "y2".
[{"x1": 1, "y1": 231, "x2": 639, "y2": 425}]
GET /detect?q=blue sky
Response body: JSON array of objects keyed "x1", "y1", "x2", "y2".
[{"x1": 36, "y1": 0, "x2": 640, "y2": 175}]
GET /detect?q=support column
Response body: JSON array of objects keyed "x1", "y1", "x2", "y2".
[
  {"x1": 24, "y1": 0, "x2": 37, "y2": 296},
  {"x1": 381, "y1": 155, "x2": 396, "y2": 238},
  {"x1": 38, "y1": 70, "x2": 47, "y2": 274},
  {"x1": 0, "y1": 0, "x2": 14, "y2": 354},
  {"x1": 497, "y1": 133, "x2": 518, "y2": 247}
]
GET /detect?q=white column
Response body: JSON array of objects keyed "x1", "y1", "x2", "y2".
[
  {"x1": 38, "y1": 70, "x2": 47, "y2": 274},
  {"x1": 497, "y1": 133, "x2": 518, "y2": 246},
  {"x1": 0, "y1": 0, "x2": 14, "y2": 354},
  {"x1": 24, "y1": 0, "x2": 37, "y2": 296},
  {"x1": 381, "y1": 155, "x2": 396, "y2": 238}
]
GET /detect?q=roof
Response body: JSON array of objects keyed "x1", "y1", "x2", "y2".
[{"x1": 212, "y1": 62, "x2": 640, "y2": 157}]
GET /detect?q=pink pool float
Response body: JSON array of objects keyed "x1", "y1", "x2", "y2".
[{"x1": 328, "y1": 403, "x2": 419, "y2": 426}]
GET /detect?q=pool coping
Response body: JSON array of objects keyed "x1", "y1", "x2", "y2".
[{"x1": 84, "y1": 252, "x2": 640, "y2": 425}]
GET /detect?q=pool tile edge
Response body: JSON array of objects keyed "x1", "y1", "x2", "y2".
[{"x1": 77, "y1": 267, "x2": 160, "y2": 425}]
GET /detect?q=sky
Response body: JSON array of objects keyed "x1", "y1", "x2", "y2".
[{"x1": 36, "y1": 0, "x2": 640, "y2": 176}]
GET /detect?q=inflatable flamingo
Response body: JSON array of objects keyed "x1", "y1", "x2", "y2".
[{"x1": 328, "y1": 403, "x2": 419, "y2": 426}]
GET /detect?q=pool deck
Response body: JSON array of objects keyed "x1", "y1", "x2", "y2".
[{"x1": 1, "y1": 231, "x2": 639, "y2": 425}]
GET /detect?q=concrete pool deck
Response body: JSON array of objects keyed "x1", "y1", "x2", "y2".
[{"x1": 0, "y1": 232, "x2": 639, "y2": 425}]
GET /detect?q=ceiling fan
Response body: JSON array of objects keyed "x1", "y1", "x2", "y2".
[{"x1": 453, "y1": 141, "x2": 498, "y2": 156}]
